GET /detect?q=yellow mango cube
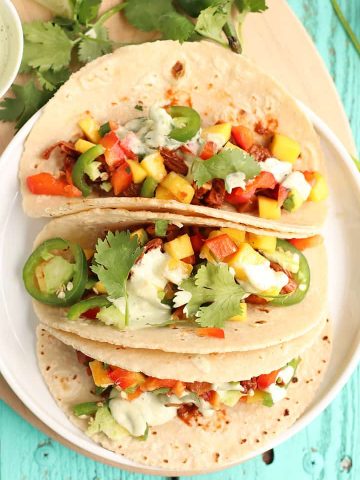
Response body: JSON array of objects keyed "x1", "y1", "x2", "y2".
[
  {"x1": 164, "y1": 234, "x2": 194, "y2": 260},
  {"x1": 202, "y1": 123, "x2": 232, "y2": 146},
  {"x1": 78, "y1": 116, "x2": 101, "y2": 143},
  {"x1": 220, "y1": 228, "x2": 246, "y2": 246},
  {"x1": 223, "y1": 141, "x2": 240, "y2": 150},
  {"x1": 75, "y1": 138, "x2": 96, "y2": 153},
  {"x1": 94, "y1": 281, "x2": 107, "y2": 294},
  {"x1": 155, "y1": 185, "x2": 177, "y2": 200},
  {"x1": 246, "y1": 232, "x2": 277, "y2": 252},
  {"x1": 270, "y1": 133, "x2": 301, "y2": 163},
  {"x1": 89, "y1": 360, "x2": 113, "y2": 387},
  {"x1": 226, "y1": 243, "x2": 266, "y2": 280},
  {"x1": 229, "y1": 303, "x2": 247, "y2": 322},
  {"x1": 161, "y1": 172, "x2": 195, "y2": 204},
  {"x1": 126, "y1": 159, "x2": 147, "y2": 183},
  {"x1": 166, "y1": 258, "x2": 193, "y2": 278},
  {"x1": 130, "y1": 228, "x2": 148, "y2": 246},
  {"x1": 140, "y1": 152, "x2": 167, "y2": 182},
  {"x1": 207, "y1": 230, "x2": 224, "y2": 239},
  {"x1": 199, "y1": 244, "x2": 216, "y2": 263},
  {"x1": 246, "y1": 390, "x2": 264, "y2": 404},
  {"x1": 258, "y1": 196, "x2": 281, "y2": 220},
  {"x1": 308, "y1": 172, "x2": 328, "y2": 202}
]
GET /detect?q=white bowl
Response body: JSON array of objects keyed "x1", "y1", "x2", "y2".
[{"x1": 0, "y1": 0, "x2": 23, "y2": 98}]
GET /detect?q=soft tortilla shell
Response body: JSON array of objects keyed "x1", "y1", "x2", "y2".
[
  {"x1": 20, "y1": 40, "x2": 326, "y2": 235},
  {"x1": 32, "y1": 208, "x2": 328, "y2": 354},
  {"x1": 37, "y1": 321, "x2": 331, "y2": 473}
]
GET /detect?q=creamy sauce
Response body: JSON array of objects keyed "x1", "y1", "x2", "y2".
[
  {"x1": 264, "y1": 384, "x2": 287, "y2": 403},
  {"x1": 225, "y1": 172, "x2": 246, "y2": 193},
  {"x1": 276, "y1": 365, "x2": 294, "y2": 385},
  {"x1": 282, "y1": 171, "x2": 311, "y2": 200},
  {"x1": 241, "y1": 261, "x2": 288, "y2": 293},
  {"x1": 260, "y1": 157, "x2": 293, "y2": 183}
]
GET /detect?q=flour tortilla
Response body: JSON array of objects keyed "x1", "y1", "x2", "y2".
[
  {"x1": 32, "y1": 208, "x2": 328, "y2": 354},
  {"x1": 20, "y1": 40, "x2": 326, "y2": 236},
  {"x1": 37, "y1": 321, "x2": 331, "y2": 473}
]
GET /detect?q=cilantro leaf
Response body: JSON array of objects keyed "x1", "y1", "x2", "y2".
[
  {"x1": 195, "y1": 0, "x2": 232, "y2": 43},
  {"x1": 77, "y1": 0, "x2": 102, "y2": 25},
  {"x1": 21, "y1": 22, "x2": 74, "y2": 72},
  {"x1": 158, "y1": 12, "x2": 195, "y2": 42},
  {"x1": 124, "y1": 0, "x2": 174, "y2": 32},
  {"x1": 180, "y1": 263, "x2": 246, "y2": 327},
  {"x1": 78, "y1": 25, "x2": 113, "y2": 63},
  {"x1": 192, "y1": 149, "x2": 261, "y2": 187},
  {"x1": 0, "y1": 82, "x2": 51, "y2": 131},
  {"x1": 154, "y1": 220, "x2": 169, "y2": 237},
  {"x1": 36, "y1": 68, "x2": 71, "y2": 91},
  {"x1": 235, "y1": 0, "x2": 268, "y2": 12},
  {"x1": 91, "y1": 231, "x2": 143, "y2": 299}
]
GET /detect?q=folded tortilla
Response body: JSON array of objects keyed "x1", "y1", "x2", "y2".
[
  {"x1": 37, "y1": 320, "x2": 331, "y2": 472},
  {"x1": 20, "y1": 40, "x2": 326, "y2": 236},
  {"x1": 32, "y1": 208, "x2": 328, "y2": 354}
]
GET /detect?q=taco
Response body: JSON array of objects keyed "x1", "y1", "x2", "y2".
[
  {"x1": 20, "y1": 41, "x2": 328, "y2": 236},
  {"x1": 37, "y1": 321, "x2": 331, "y2": 471},
  {"x1": 24, "y1": 209, "x2": 327, "y2": 353}
]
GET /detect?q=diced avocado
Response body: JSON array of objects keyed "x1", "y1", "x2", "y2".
[
  {"x1": 42, "y1": 256, "x2": 74, "y2": 293},
  {"x1": 262, "y1": 248, "x2": 300, "y2": 274},
  {"x1": 218, "y1": 390, "x2": 242, "y2": 407},
  {"x1": 87, "y1": 406, "x2": 128, "y2": 440},
  {"x1": 84, "y1": 161, "x2": 102, "y2": 181},
  {"x1": 96, "y1": 305, "x2": 125, "y2": 329},
  {"x1": 283, "y1": 189, "x2": 305, "y2": 212}
]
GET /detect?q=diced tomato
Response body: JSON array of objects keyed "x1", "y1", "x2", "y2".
[
  {"x1": 190, "y1": 233, "x2": 205, "y2": 253},
  {"x1": 277, "y1": 184, "x2": 289, "y2": 206},
  {"x1": 108, "y1": 367, "x2": 145, "y2": 389},
  {"x1": 100, "y1": 131, "x2": 127, "y2": 169},
  {"x1": 182, "y1": 254, "x2": 196, "y2": 265},
  {"x1": 257, "y1": 369, "x2": 280, "y2": 390},
  {"x1": 225, "y1": 171, "x2": 277, "y2": 205},
  {"x1": 171, "y1": 381, "x2": 186, "y2": 397},
  {"x1": 82, "y1": 307, "x2": 100, "y2": 320},
  {"x1": 199, "y1": 141, "x2": 218, "y2": 160},
  {"x1": 127, "y1": 387, "x2": 143, "y2": 401},
  {"x1": 76, "y1": 351, "x2": 92, "y2": 365},
  {"x1": 204, "y1": 234, "x2": 237, "y2": 260},
  {"x1": 111, "y1": 161, "x2": 133, "y2": 195},
  {"x1": 119, "y1": 132, "x2": 139, "y2": 160},
  {"x1": 27, "y1": 173, "x2": 82, "y2": 197},
  {"x1": 202, "y1": 390, "x2": 221, "y2": 408},
  {"x1": 231, "y1": 125, "x2": 254, "y2": 151},
  {"x1": 289, "y1": 235, "x2": 322, "y2": 251},
  {"x1": 141, "y1": 377, "x2": 177, "y2": 392},
  {"x1": 196, "y1": 327, "x2": 225, "y2": 339},
  {"x1": 186, "y1": 381, "x2": 213, "y2": 395}
]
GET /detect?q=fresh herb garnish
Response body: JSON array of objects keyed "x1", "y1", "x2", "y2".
[
  {"x1": 180, "y1": 263, "x2": 246, "y2": 327},
  {"x1": 192, "y1": 149, "x2": 261, "y2": 187},
  {"x1": 154, "y1": 220, "x2": 169, "y2": 237},
  {"x1": 195, "y1": 0, "x2": 232, "y2": 46}
]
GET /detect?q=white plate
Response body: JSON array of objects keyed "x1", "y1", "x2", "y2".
[{"x1": 0, "y1": 105, "x2": 359, "y2": 475}]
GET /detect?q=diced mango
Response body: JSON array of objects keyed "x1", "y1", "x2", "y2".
[
  {"x1": 155, "y1": 185, "x2": 177, "y2": 200},
  {"x1": 89, "y1": 360, "x2": 113, "y2": 387},
  {"x1": 78, "y1": 116, "x2": 101, "y2": 143},
  {"x1": 246, "y1": 232, "x2": 277, "y2": 252},
  {"x1": 126, "y1": 159, "x2": 147, "y2": 184},
  {"x1": 199, "y1": 244, "x2": 216, "y2": 263},
  {"x1": 164, "y1": 234, "x2": 194, "y2": 260},
  {"x1": 140, "y1": 152, "x2": 167, "y2": 182},
  {"x1": 166, "y1": 258, "x2": 193, "y2": 277},
  {"x1": 220, "y1": 228, "x2": 246, "y2": 246},
  {"x1": 74, "y1": 138, "x2": 96, "y2": 153},
  {"x1": 226, "y1": 243, "x2": 266, "y2": 280},
  {"x1": 202, "y1": 123, "x2": 232, "y2": 146},
  {"x1": 94, "y1": 281, "x2": 107, "y2": 294},
  {"x1": 161, "y1": 172, "x2": 195, "y2": 204},
  {"x1": 270, "y1": 133, "x2": 301, "y2": 163},
  {"x1": 258, "y1": 196, "x2": 281, "y2": 220},
  {"x1": 207, "y1": 230, "x2": 224, "y2": 239},
  {"x1": 229, "y1": 303, "x2": 247, "y2": 322},
  {"x1": 130, "y1": 228, "x2": 148, "y2": 246},
  {"x1": 246, "y1": 390, "x2": 264, "y2": 404},
  {"x1": 83, "y1": 248, "x2": 95, "y2": 260},
  {"x1": 223, "y1": 141, "x2": 240, "y2": 150},
  {"x1": 308, "y1": 172, "x2": 328, "y2": 202}
]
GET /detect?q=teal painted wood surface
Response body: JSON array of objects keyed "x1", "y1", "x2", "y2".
[{"x1": 0, "y1": 0, "x2": 359, "y2": 479}]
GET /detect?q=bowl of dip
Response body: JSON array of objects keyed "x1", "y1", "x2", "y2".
[{"x1": 0, "y1": 0, "x2": 23, "y2": 98}]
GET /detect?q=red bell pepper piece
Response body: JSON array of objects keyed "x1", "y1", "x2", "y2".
[
  {"x1": 108, "y1": 367, "x2": 145, "y2": 389},
  {"x1": 302, "y1": 170, "x2": 316, "y2": 186},
  {"x1": 225, "y1": 171, "x2": 277, "y2": 205},
  {"x1": 277, "y1": 185, "x2": 289, "y2": 206},
  {"x1": 257, "y1": 369, "x2": 280, "y2": 390},
  {"x1": 111, "y1": 161, "x2": 133, "y2": 195},
  {"x1": 204, "y1": 234, "x2": 237, "y2": 260},
  {"x1": 196, "y1": 327, "x2": 225, "y2": 339},
  {"x1": 141, "y1": 377, "x2": 177, "y2": 392},
  {"x1": 289, "y1": 235, "x2": 322, "y2": 251},
  {"x1": 203, "y1": 390, "x2": 221, "y2": 408},
  {"x1": 199, "y1": 141, "x2": 218, "y2": 160},
  {"x1": 82, "y1": 307, "x2": 100, "y2": 320},
  {"x1": 231, "y1": 125, "x2": 254, "y2": 151},
  {"x1": 190, "y1": 233, "x2": 205, "y2": 253},
  {"x1": 27, "y1": 173, "x2": 82, "y2": 197},
  {"x1": 100, "y1": 131, "x2": 127, "y2": 169},
  {"x1": 182, "y1": 255, "x2": 196, "y2": 265}
]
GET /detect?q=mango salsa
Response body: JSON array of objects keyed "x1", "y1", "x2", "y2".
[
  {"x1": 226, "y1": 243, "x2": 266, "y2": 280},
  {"x1": 94, "y1": 281, "x2": 107, "y2": 294},
  {"x1": 270, "y1": 133, "x2": 301, "y2": 163},
  {"x1": 74, "y1": 138, "x2": 96, "y2": 153},
  {"x1": 141, "y1": 153, "x2": 167, "y2": 182},
  {"x1": 161, "y1": 172, "x2": 195, "y2": 204},
  {"x1": 164, "y1": 234, "x2": 194, "y2": 260},
  {"x1": 89, "y1": 360, "x2": 113, "y2": 387},
  {"x1": 78, "y1": 116, "x2": 101, "y2": 143},
  {"x1": 247, "y1": 232, "x2": 277, "y2": 252},
  {"x1": 155, "y1": 185, "x2": 177, "y2": 200},
  {"x1": 229, "y1": 303, "x2": 247, "y2": 322},
  {"x1": 308, "y1": 172, "x2": 328, "y2": 202},
  {"x1": 258, "y1": 196, "x2": 281, "y2": 220},
  {"x1": 127, "y1": 160, "x2": 147, "y2": 184},
  {"x1": 220, "y1": 228, "x2": 246, "y2": 246},
  {"x1": 202, "y1": 123, "x2": 232, "y2": 146}
]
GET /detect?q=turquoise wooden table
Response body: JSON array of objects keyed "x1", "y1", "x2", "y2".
[{"x1": 1, "y1": 0, "x2": 359, "y2": 478}]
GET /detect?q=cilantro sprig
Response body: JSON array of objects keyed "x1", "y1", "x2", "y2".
[
  {"x1": 180, "y1": 263, "x2": 246, "y2": 327},
  {"x1": 192, "y1": 149, "x2": 261, "y2": 187}
]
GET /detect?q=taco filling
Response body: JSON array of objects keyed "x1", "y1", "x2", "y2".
[
  {"x1": 26, "y1": 104, "x2": 328, "y2": 220},
  {"x1": 23, "y1": 222, "x2": 317, "y2": 337},
  {"x1": 74, "y1": 355, "x2": 301, "y2": 440}
]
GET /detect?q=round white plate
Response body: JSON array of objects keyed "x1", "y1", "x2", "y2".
[{"x1": 0, "y1": 105, "x2": 359, "y2": 475}]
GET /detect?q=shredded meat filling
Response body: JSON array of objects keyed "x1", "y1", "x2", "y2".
[
  {"x1": 42, "y1": 141, "x2": 79, "y2": 160},
  {"x1": 240, "y1": 377, "x2": 257, "y2": 393},
  {"x1": 204, "y1": 179, "x2": 225, "y2": 208},
  {"x1": 248, "y1": 144, "x2": 271, "y2": 162},
  {"x1": 160, "y1": 148, "x2": 189, "y2": 175}
]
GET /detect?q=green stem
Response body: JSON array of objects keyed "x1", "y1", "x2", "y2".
[
  {"x1": 223, "y1": 20, "x2": 242, "y2": 53},
  {"x1": 330, "y1": 0, "x2": 360, "y2": 55},
  {"x1": 93, "y1": 2, "x2": 128, "y2": 29}
]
